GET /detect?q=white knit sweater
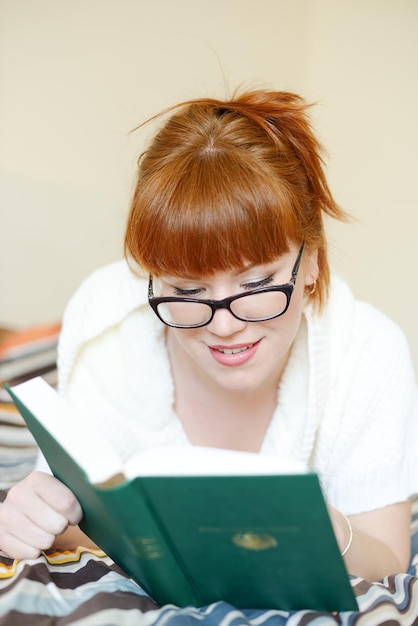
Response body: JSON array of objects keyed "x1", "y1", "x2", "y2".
[{"x1": 54, "y1": 259, "x2": 418, "y2": 515}]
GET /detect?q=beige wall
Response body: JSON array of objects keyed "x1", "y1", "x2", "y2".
[{"x1": 1, "y1": 0, "x2": 417, "y2": 374}]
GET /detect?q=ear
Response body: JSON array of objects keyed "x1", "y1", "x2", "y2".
[{"x1": 303, "y1": 247, "x2": 319, "y2": 287}]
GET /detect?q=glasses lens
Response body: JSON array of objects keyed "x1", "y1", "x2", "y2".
[
  {"x1": 156, "y1": 301, "x2": 213, "y2": 327},
  {"x1": 230, "y1": 290, "x2": 289, "y2": 321}
]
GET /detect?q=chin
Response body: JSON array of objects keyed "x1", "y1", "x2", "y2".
[{"x1": 210, "y1": 370, "x2": 271, "y2": 395}]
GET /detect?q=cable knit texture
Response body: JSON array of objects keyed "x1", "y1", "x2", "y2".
[{"x1": 55, "y1": 259, "x2": 418, "y2": 515}]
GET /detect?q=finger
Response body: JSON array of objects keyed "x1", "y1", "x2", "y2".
[
  {"x1": 23, "y1": 472, "x2": 83, "y2": 525},
  {"x1": 0, "y1": 507, "x2": 55, "y2": 557},
  {"x1": 0, "y1": 532, "x2": 42, "y2": 561}
]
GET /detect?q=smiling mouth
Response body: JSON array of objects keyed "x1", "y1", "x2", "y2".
[{"x1": 215, "y1": 343, "x2": 254, "y2": 355}]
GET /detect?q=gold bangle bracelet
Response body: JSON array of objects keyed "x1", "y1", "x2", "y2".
[{"x1": 340, "y1": 512, "x2": 353, "y2": 557}]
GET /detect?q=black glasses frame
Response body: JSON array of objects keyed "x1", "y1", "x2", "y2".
[{"x1": 148, "y1": 243, "x2": 305, "y2": 329}]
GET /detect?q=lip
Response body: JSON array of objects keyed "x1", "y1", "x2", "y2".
[{"x1": 208, "y1": 339, "x2": 261, "y2": 367}]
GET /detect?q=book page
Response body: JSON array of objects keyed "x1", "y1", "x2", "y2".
[
  {"x1": 9, "y1": 377, "x2": 123, "y2": 485},
  {"x1": 124, "y1": 445, "x2": 306, "y2": 478}
]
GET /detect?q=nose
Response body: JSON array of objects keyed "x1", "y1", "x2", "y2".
[{"x1": 206, "y1": 307, "x2": 247, "y2": 337}]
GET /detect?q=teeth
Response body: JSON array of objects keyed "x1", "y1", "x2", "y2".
[{"x1": 217, "y1": 344, "x2": 253, "y2": 355}]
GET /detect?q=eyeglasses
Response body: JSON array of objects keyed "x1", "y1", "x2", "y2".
[{"x1": 148, "y1": 243, "x2": 305, "y2": 329}]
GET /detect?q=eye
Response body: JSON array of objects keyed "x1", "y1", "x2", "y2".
[
  {"x1": 173, "y1": 287, "x2": 204, "y2": 297},
  {"x1": 243, "y1": 275, "x2": 274, "y2": 290}
]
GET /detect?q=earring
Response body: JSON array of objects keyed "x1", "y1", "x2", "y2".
[{"x1": 308, "y1": 280, "x2": 316, "y2": 296}]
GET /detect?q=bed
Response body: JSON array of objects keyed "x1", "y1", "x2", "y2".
[{"x1": 0, "y1": 488, "x2": 417, "y2": 626}]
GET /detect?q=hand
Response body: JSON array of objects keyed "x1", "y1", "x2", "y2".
[{"x1": 0, "y1": 471, "x2": 83, "y2": 559}]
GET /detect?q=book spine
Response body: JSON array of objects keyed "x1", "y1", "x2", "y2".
[{"x1": 85, "y1": 480, "x2": 201, "y2": 607}]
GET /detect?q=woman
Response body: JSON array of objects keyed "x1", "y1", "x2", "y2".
[{"x1": 1, "y1": 90, "x2": 417, "y2": 583}]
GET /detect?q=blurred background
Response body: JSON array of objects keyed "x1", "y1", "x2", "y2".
[{"x1": 1, "y1": 0, "x2": 417, "y2": 374}]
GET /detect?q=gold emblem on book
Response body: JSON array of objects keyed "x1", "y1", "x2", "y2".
[{"x1": 232, "y1": 532, "x2": 277, "y2": 551}]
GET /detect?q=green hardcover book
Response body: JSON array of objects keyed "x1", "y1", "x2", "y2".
[{"x1": 6, "y1": 377, "x2": 357, "y2": 612}]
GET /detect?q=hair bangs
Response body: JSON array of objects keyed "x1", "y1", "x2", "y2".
[{"x1": 128, "y1": 149, "x2": 302, "y2": 278}]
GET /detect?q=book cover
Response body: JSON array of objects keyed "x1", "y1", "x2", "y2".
[{"x1": 6, "y1": 378, "x2": 358, "y2": 612}]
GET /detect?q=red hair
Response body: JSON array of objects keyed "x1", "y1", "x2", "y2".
[{"x1": 124, "y1": 90, "x2": 347, "y2": 309}]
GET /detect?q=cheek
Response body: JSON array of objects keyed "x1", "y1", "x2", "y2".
[
  {"x1": 287, "y1": 277, "x2": 306, "y2": 318},
  {"x1": 267, "y1": 285, "x2": 305, "y2": 340},
  {"x1": 169, "y1": 327, "x2": 202, "y2": 354}
]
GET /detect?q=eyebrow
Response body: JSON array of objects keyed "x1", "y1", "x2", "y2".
[{"x1": 162, "y1": 260, "x2": 285, "y2": 284}]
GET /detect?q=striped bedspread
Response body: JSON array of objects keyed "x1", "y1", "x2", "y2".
[{"x1": 0, "y1": 496, "x2": 417, "y2": 626}]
